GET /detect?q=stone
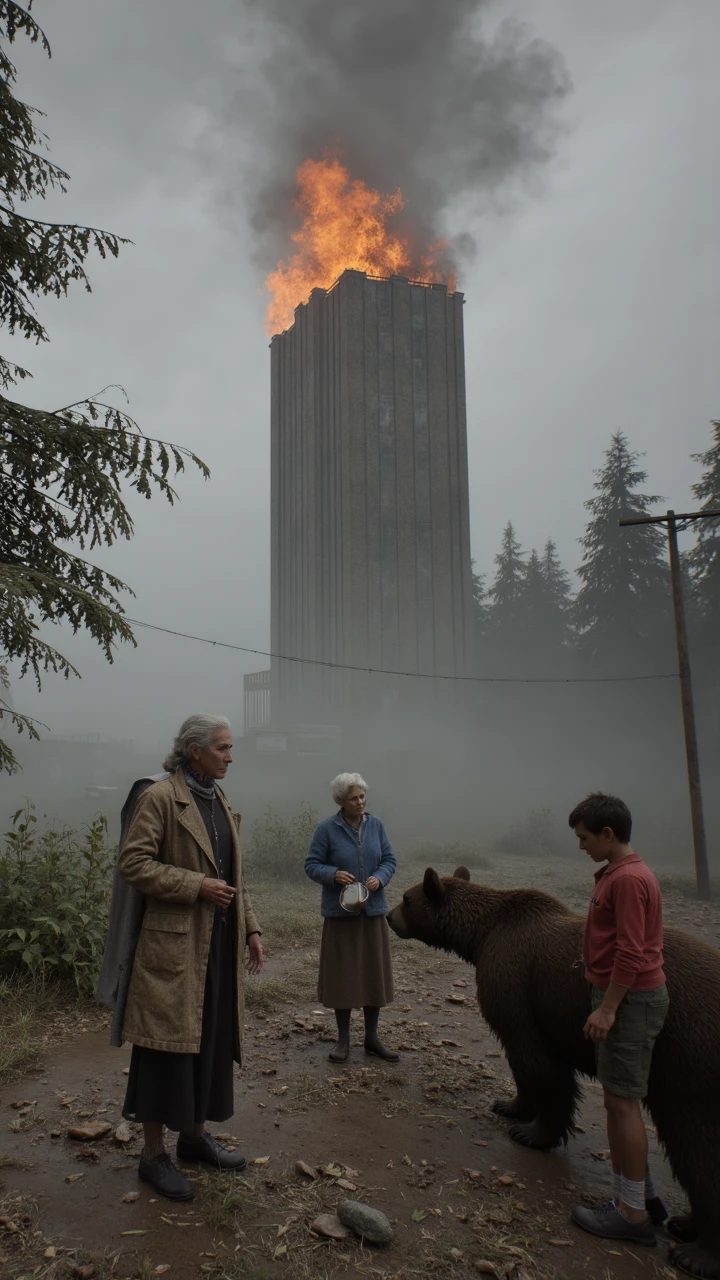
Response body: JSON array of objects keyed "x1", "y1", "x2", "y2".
[
  {"x1": 310, "y1": 1213, "x2": 350, "y2": 1241},
  {"x1": 68, "y1": 1122, "x2": 112, "y2": 1141},
  {"x1": 113, "y1": 1123, "x2": 133, "y2": 1144},
  {"x1": 337, "y1": 1200, "x2": 394, "y2": 1246}
]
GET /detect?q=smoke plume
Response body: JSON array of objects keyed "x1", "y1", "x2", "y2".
[{"x1": 232, "y1": 0, "x2": 572, "y2": 268}]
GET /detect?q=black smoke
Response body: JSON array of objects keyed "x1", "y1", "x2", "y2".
[{"x1": 231, "y1": 0, "x2": 572, "y2": 269}]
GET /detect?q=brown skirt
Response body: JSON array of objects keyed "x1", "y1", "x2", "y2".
[{"x1": 317, "y1": 913, "x2": 394, "y2": 1009}]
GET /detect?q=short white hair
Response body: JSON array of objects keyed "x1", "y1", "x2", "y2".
[
  {"x1": 163, "y1": 714, "x2": 230, "y2": 772},
  {"x1": 332, "y1": 772, "x2": 368, "y2": 805}
]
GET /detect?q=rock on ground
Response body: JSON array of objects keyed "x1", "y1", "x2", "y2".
[{"x1": 337, "y1": 1199, "x2": 394, "y2": 1246}]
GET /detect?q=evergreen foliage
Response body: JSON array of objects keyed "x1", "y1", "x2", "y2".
[
  {"x1": 0, "y1": 3, "x2": 208, "y2": 773},
  {"x1": 487, "y1": 521, "x2": 525, "y2": 630},
  {"x1": 574, "y1": 432, "x2": 672, "y2": 668},
  {"x1": 688, "y1": 419, "x2": 720, "y2": 624},
  {"x1": 485, "y1": 522, "x2": 526, "y2": 672}
]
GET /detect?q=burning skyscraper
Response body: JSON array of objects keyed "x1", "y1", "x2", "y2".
[{"x1": 269, "y1": 268, "x2": 475, "y2": 732}]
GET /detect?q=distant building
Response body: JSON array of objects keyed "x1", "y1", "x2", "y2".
[{"x1": 268, "y1": 269, "x2": 475, "y2": 731}]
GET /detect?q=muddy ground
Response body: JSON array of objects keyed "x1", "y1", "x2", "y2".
[{"x1": 2, "y1": 852, "x2": 718, "y2": 1280}]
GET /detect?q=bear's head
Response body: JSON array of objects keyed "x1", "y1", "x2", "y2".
[{"x1": 387, "y1": 866, "x2": 477, "y2": 961}]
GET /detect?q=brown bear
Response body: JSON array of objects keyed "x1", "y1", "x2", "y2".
[{"x1": 387, "y1": 867, "x2": 720, "y2": 1280}]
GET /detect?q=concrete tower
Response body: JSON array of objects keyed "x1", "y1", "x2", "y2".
[{"x1": 269, "y1": 269, "x2": 475, "y2": 730}]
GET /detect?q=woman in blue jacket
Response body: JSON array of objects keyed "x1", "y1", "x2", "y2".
[{"x1": 304, "y1": 773, "x2": 398, "y2": 1064}]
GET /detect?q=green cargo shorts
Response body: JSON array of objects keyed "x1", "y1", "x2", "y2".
[{"x1": 591, "y1": 984, "x2": 669, "y2": 1099}]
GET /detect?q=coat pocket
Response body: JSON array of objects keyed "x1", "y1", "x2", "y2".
[{"x1": 138, "y1": 913, "x2": 190, "y2": 976}]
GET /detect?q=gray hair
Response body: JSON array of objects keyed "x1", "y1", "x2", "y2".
[
  {"x1": 331, "y1": 772, "x2": 368, "y2": 805},
  {"x1": 163, "y1": 714, "x2": 231, "y2": 772}
]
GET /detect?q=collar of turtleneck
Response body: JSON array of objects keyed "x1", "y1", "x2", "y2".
[{"x1": 184, "y1": 767, "x2": 216, "y2": 802}]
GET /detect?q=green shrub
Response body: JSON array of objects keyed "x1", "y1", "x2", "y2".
[
  {"x1": 0, "y1": 803, "x2": 113, "y2": 994},
  {"x1": 243, "y1": 803, "x2": 318, "y2": 884}
]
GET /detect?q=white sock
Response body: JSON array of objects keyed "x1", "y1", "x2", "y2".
[
  {"x1": 620, "y1": 1175, "x2": 646, "y2": 1212},
  {"x1": 645, "y1": 1164, "x2": 657, "y2": 1199},
  {"x1": 612, "y1": 1169, "x2": 622, "y2": 1202}
]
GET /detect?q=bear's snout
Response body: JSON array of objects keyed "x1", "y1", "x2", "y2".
[{"x1": 386, "y1": 905, "x2": 410, "y2": 938}]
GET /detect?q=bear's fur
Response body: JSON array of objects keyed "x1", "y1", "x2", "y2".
[{"x1": 387, "y1": 867, "x2": 720, "y2": 1275}]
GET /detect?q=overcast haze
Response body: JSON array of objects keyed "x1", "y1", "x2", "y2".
[{"x1": 4, "y1": 0, "x2": 719, "y2": 757}]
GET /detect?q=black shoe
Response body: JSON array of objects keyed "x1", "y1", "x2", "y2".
[
  {"x1": 329, "y1": 1037, "x2": 349, "y2": 1063},
  {"x1": 176, "y1": 1132, "x2": 247, "y2": 1172},
  {"x1": 139, "y1": 1152, "x2": 195, "y2": 1201},
  {"x1": 364, "y1": 1035, "x2": 400, "y2": 1062}
]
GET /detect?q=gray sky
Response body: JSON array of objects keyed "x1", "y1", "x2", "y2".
[{"x1": 6, "y1": 0, "x2": 719, "y2": 751}]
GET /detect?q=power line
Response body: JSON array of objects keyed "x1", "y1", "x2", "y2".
[{"x1": 124, "y1": 617, "x2": 679, "y2": 686}]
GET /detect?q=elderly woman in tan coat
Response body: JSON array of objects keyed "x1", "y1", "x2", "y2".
[{"x1": 116, "y1": 714, "x2": 262, "y2": 1202}]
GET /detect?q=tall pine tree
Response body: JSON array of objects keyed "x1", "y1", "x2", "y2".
[
  {"x1": 514, "y1": 541, "x2": 574, "y2": 674},
  {"x1": 574, "y1": 432, "x2": 672, "y2": 671},
  {"x1": 688, "y1": 419, "x2": 720, "y2": 626},
  {"x1": 485, "y1": 522, "x2": 526, "y2": 672}
]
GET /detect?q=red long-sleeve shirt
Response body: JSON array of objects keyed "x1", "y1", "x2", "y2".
[{"x1": 583, "y1": 853, "x2": 665, "y2": 990}]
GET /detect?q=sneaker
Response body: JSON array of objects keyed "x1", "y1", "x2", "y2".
[
  {"x1": 176, "y1": 1131, "x2": 247, "y2": 1172},
  {"x1": 138, "y1": 1152, "x2": 194, "y2": 1201},
  {"x1": 571, "y1": 1201, "x2": 657, "y2": 1246}
]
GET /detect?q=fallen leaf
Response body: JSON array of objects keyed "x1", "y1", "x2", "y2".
[
  {"x1": 72, "y1": 1267, "x2": 95, "y2": 1280},
  {"x1": 59, "y1": 1096, "x2": 78, "y2": 1108},
  {"x1": 122, "y1": 1067, "x2": 130, "y2": 1075},
  {"x1": 411, "y1": 1209, "x2": 426, "y2": 1222},
  {"x1": 44, "y1": 1246, "x2": 57, "y2": 1259},
  {"x1": 295, "y1": 1160, "x2": 316, "y2": 1179},
  {"x1": 474, "y1": 1264, "x2": 498, "y2": 1276},
  {"x1": 497, "y1": 1175, "x2": 515, "y2": 1186},
  {"x1": 113, "y1": 1122, "x2": 133, "y2": 1144},
  {"x1": 120, "y1": 1229, "x2": 151, "y2": 1236},
  {"x1": 446, "y1": 994, "x2": 467, "y2": 1004},
  {"x1": 76, "y1": 1148, "x2": 101, "y2": 1162},
  {"x1": 261, "y1": 1068, "x2": 277, "y2": 1076},
  {"x1": 122, "y1": 1192, "x2": 140, "y2": 1203},
  {"x1": 251, "y1": 1156, "x2": 270, "y2": 1165},
  {"x1": 10, "y1": 1099, "x2": 36, "y2": 1109},
  {"x1": 65, "y1": 1174, "x2": 85, "y2": 1183},
  {"x1": 154, "y1": 1267, "x2": 171, "y2": 1275},
  {"x1": 450, "y1": 1247, "x2": 464, "y2": 1260},
  {"x1": 336, "y1": 1178, "x2": 357, "y2": 1191},
  {"x1": 548, "y1": 1239, "x2": 572, "y2": 1246}
]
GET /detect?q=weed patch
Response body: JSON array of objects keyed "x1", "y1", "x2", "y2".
[{"x1": 0, "y1": 804, "x2": 113, "y2": 993}]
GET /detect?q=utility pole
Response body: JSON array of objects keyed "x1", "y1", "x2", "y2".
[{"x1": 619, "y1": 508, "x2": 720, "y2": 900}]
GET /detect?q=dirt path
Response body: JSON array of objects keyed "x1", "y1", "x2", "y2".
[{"x1": 2, "y1": 851, "x2": 713, "y2": 1280}]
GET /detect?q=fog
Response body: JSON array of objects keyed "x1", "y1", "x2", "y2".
[{"x1": 2, "y1": 1, "x2": 718, "y2": 866}]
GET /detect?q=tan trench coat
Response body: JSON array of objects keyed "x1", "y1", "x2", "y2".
[{"x1": 117, "y1": 769, "x2": 260, "y2": 1061}]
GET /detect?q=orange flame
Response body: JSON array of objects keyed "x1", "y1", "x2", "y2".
[{"x1": 264, "y1": 156, "x2": 452, "y2": 335}]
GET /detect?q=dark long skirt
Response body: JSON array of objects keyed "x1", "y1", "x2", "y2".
[
  {"x1": 317, "y1": 913, "x2": 394, "y2": 1009},
  {"x1": 122, "y1": 912, "x2": 236, "y2": 1133}
]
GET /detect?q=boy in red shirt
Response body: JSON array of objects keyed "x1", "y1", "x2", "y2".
[{"x1": 568, "y1": 793, "x2": 669, "y2": 1246}]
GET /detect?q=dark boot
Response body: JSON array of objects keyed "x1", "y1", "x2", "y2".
[
  {"x1": 138, "y1": 1152, "x2": 194, "y2": 1201},
  {"x1": 329, "y1": 1008, "x2": 351, "y2": 1062},
  {"x1": 176, "y1": 1131, "x2": 247, "y2": 1171},
  {"x1": 363, "y1": 1005, "x2": 399, "y2": 1062}
]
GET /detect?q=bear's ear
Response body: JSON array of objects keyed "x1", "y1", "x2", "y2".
[
  {"x1": 453, "y1": 866, "x2": 471, "y2": 881},
  {"x1": 423, "y1": 867, "x2": 446, "y2": 901}
]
